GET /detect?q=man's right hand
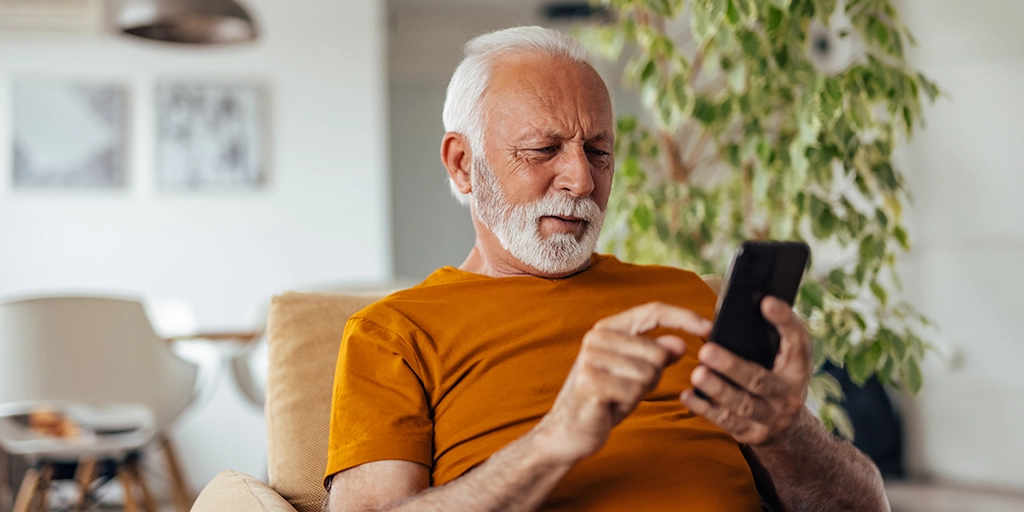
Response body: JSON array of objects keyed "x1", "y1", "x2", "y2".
[{"x1": 532, "y1": 302, "x2": 713, "y2": 464}]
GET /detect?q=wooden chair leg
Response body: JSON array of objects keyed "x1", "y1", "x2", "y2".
[
  {"x1": 161, "y1": 436, "x2": 193, "y2": 512},
  {"x1": 0, "y1": 448, "x2": 11, "y2": 512},
  {"x1": 73, "y1": 458, "x2": 97, "y2": 512},
  {"x1": 33, "y1": 464, "x2": 53, "y2": 512},
  {"x1": 128, "y1": 458, "x2": 157, "y2": 512},
  {"x1": 11, "y1": 467, "x2": 39, "y2": 512},
  {"x1": 118, "y1": 464, "x2": 140, "y2": 512}
]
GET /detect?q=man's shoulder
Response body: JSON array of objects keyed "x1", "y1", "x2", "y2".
[{"x1": 347, "y1": 266, "x2": 472, "y2": 325}]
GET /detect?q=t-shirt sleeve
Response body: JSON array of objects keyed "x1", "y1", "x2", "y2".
[{"x1": 324, "y1": 315, "x2": 433, "y2": 485}]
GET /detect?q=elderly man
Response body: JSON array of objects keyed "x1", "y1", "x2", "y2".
[{"x1": 324, "y1": 26, "x2": 887, "y2": 511}]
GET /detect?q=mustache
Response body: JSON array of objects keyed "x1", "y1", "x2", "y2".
[{"x1": 530, "y1": 194, "x2": 602, "y2": 222}]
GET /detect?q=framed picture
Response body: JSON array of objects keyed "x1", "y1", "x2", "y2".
[
  {"x1": 12, "y1": 80, "x2": 128, "y2": 188},
  {"x1": 155, "y1": 82, "x2": 268, "y2": 190}
]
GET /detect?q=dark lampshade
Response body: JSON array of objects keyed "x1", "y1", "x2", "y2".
[{"x1": 116, "y1": 0, "x2": 259, "y2": 45}]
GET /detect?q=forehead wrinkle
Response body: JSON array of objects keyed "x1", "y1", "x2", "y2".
[
  {"x1": 502, "y1": 96, "x2": 610, "y2": 143},
  {"x1": 507, "y1": 118, "x2": 608, "y2": 147},
  {"x1": 518, "y1": 78, "x2": 603, "y2": 139},
  {"x1": 484, "y1": 52, "x2": 613, "y2": 147}
]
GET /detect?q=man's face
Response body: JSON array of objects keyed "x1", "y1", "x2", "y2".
[{"x1": 471, "y1": 52, "x2": 615, "y2": 275}]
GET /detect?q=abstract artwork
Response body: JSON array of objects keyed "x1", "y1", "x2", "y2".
[
  {"x1": 12, "y1": 80, "x2": 128, "y2": 188},
  {"x1": 155, "y1": 82, "x2": 268, "y2": 189}
]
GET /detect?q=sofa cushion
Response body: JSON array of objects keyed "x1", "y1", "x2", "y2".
[
  {"x1": 264, "y1": 292, "x2": 383, "y2": 512},
  {"x1": 192, "y1": 470, "x2": 298, "y2": 512}
]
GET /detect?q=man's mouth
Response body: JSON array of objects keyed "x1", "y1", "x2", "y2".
[{"x1": 542, "y1": 215, "x2": 587, "y2": 231}]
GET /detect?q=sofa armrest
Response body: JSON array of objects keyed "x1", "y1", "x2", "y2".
[{"x1": 192, "y1": 470, "x2": 299, "y2": 512}]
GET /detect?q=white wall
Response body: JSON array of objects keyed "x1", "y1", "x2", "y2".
[
  {"x1": 0, "y1": 0, "x2": 391, "y2": 330},
  {"x1": 899, "y1": 0, "x2": 1024, "y2": 491},
  {"x1": 0, "y1": 0, "x2": 389, "y2": 492}
]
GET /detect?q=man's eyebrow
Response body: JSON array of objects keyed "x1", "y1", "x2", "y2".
[{"x1": 510, "y1": 128, "x2": 556, "y2": 142}]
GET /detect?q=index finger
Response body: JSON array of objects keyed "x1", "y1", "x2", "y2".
[{"x1": 595, "y1": 302, "x2": 712, "y2": 338}]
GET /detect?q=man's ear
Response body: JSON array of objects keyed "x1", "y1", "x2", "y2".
[{"x1": 441, "y1": 132, "x2": 473, "y2": 195}]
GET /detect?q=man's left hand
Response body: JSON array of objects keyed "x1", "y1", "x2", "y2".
[{"x1": 680, "y1": 296, "x2": 813, "y2": 447}]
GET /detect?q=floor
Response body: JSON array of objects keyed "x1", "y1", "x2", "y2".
[{"x1": 886, "y1": 481, "x2": 1024, "y2": 512}]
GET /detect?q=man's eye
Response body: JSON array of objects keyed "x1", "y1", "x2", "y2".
[
  {"x1": 587, "y1": 149, "x2": 610, "y2": 157},
  {"x1": 532, "y1": 146, "x2": 558, "y2": 153}
]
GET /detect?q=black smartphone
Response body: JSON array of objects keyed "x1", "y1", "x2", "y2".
[{"x1": 708, "y1": 241, "x2": 810, "y2": 370}]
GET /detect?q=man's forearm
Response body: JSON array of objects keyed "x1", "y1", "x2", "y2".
[
  {"x1": 754, "y1": 408, "x2": 889, "y2": 512},
  {"x1": 388, "y1": 429, "x2": 572, "y2": 512}
]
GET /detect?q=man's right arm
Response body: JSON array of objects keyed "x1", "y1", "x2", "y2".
[
  {"x1": 327, "y1": 426, "x2": 574, "y2": 512},
  {"x1": 328, "y1": 303, "x2": 708, "y2": 512}
]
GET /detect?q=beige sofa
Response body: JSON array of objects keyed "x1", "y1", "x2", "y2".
[{"x1": 192, "y1": 291, "x2": 382, "y2": 512}]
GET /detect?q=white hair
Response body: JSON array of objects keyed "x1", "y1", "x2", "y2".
[{"x1": 442, "y1": 26, "x2": 593, "y2": 206}]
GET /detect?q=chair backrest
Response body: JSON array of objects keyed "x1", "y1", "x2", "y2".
[
  {"x1": 230, "y1": 281, "x2": 417, "y2": 413},
  {"x1": 0, "y1": 296, "x2": 199, "y2": 431},
  {"x1": 230, "y1": 332, "x2": 268, "y2": 408},
  {"x1": 264, "y1": 291, "x2": 383, "y2": 512}
]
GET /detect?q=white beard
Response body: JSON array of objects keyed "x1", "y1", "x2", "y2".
[{"x1": 471, "y1": 158, "x2": 605, "y2": 275}]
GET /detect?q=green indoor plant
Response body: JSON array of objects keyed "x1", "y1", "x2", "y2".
[{"x1": 578, "y1": 0, "x2": 938, "y2": 437}]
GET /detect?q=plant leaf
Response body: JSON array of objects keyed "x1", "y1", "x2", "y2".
[
  {"x1": 827, "y1": 402, "x2": 856, "y2": 440},
  {"x1": 902, "y1": 356, "x2": 923, "y2": 394}
]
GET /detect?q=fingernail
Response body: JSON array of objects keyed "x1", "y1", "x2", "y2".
[
  {"x1": 692, "y1": 366, "x2": 706, "y2": 384},
  {"x1": 657, "y1": 335, "x2": 684, "y2": 355}
]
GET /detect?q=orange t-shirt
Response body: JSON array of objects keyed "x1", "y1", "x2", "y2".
[{"x1": 325, "y1": 254, "x2": 760, "y2": 511}]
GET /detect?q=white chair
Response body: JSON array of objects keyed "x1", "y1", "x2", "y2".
[
  {"x1": 229, "y1": 333, "x2": 268, "y2": 409},
  {"x1": 146, "y1": 296, "x2": 229, "y2": 421},
  {"x1": 227, "y1": 280, "x2": 416, "y2": 412},
  {"x1": 0, "y1": 295, "x2": 200, "y2": 512}
]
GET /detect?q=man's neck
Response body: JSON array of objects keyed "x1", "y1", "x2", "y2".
[{"x1": 459, "y1": 243, "x2": 592, "y2": 279}]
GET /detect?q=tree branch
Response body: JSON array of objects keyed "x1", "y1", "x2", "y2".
[{"x1": 659, "y1": 130, "x2": 690, "y2": 183}]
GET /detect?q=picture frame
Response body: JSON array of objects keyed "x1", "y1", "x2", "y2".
[
  {"x1": 154, "y1": 81, "x2": 269, "y2": 190},
  {"x1": 11, "y1": 79, "x2": 129, "y2": 189}
]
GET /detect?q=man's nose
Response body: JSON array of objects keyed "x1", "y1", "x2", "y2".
[{"x1": 553, "y1": 145, "x2": 595, "y2": 198}]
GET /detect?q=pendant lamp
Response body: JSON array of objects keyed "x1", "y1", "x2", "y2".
[{"x1": 116, "y1": 0, "x2": 258, "y2": 44}]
